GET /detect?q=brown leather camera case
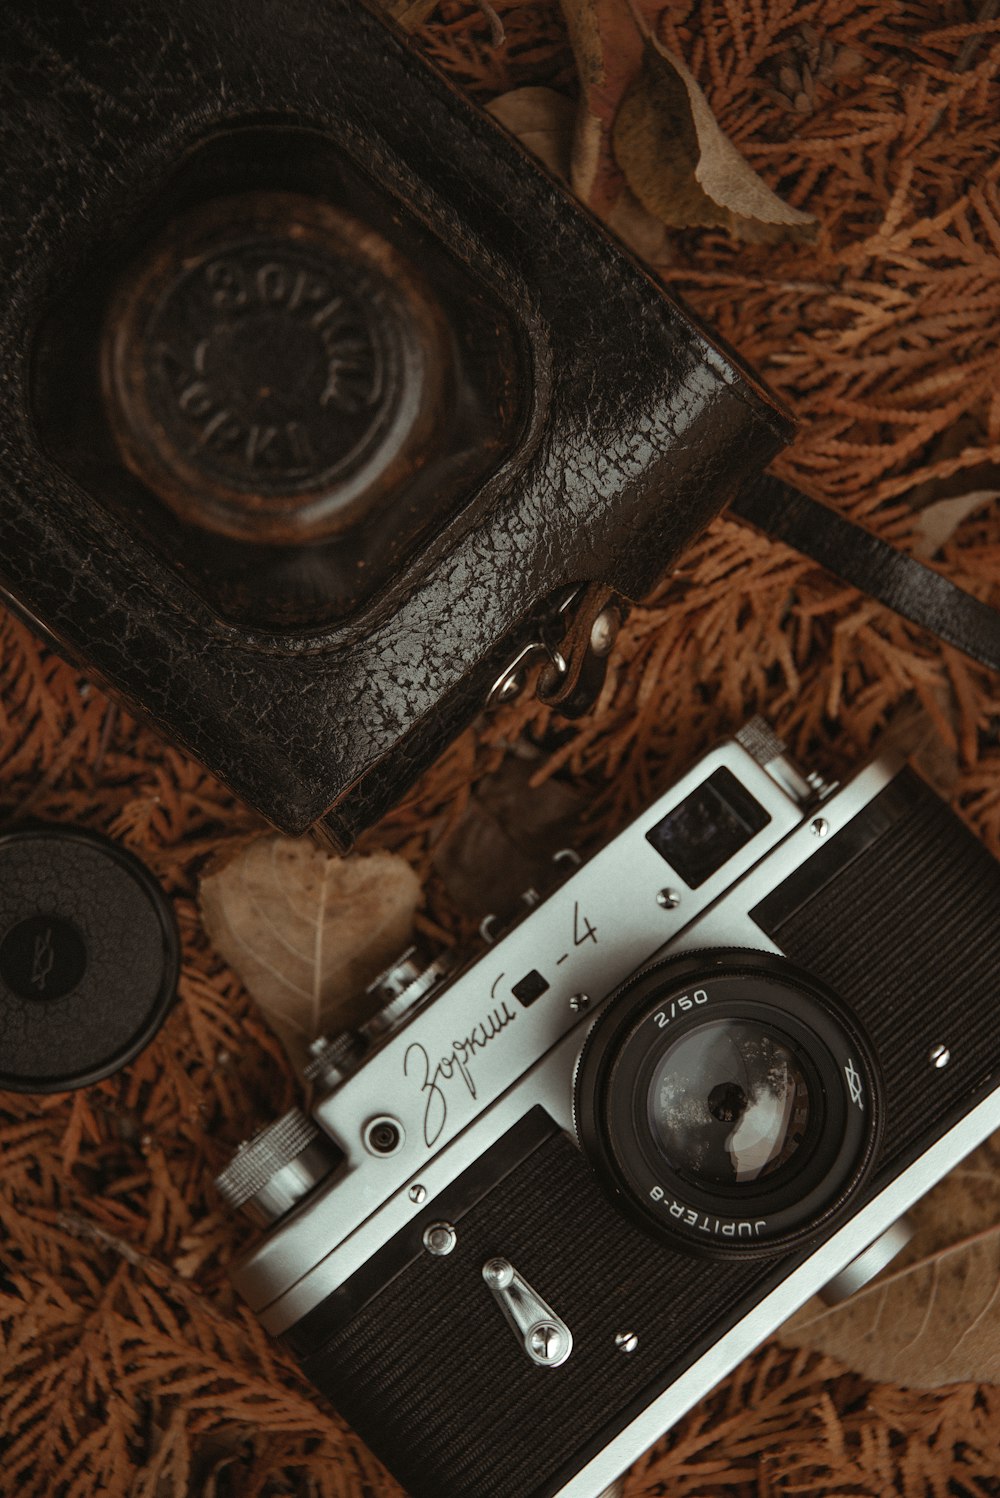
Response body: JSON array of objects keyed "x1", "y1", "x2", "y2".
[{"x1": 0, "y1": 0, "x2": 791, "y2": 846}]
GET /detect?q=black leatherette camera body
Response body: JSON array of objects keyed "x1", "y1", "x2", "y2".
[{"x1": 0, "y1": 0, "x2": 790, "y2": 846}]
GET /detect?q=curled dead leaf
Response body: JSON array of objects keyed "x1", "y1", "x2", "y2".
[
  {"x1": 560, "y1": 0, "x2": 646, "y2": 213},
  {"x1": 560, "y1": 0, "x2": 815, "y2": 243},
  {"x1": 605, "y1": 186, "x2": 674, "y2": 267},
  {"x1": 487, "y1": 83, "x2": 672, "y2": 265},
  {"x1": 612, "y1": 35, "x2": 818, "y2": 244},
  {"x1": 902, "y1": 1131, "x2": 1000, "y2": 1265},
  {"x1": 486, "y1": 87, "x2": 576, "y2": 180},
  {"x1": 383, "y1": 0, "x2": 436, "y2": 25},
  {"x1": 199, "y1": 837, "x2": 421, "y2": 1067}
]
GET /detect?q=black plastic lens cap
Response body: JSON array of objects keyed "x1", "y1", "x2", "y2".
[{"x1": 0, "y1": 826, "x2": 180, "y2": 1092}]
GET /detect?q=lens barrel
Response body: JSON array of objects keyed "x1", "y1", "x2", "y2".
[{"x1": 574, "y1": 950, "x2": 882, "y2": 1258}]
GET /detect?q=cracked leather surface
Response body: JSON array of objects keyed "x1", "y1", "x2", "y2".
[{"x1": 0, "y1": 0, "x2": 792, "y2": 844}]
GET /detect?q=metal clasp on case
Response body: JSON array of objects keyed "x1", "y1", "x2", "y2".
[
  {"x1": 482, "y1": 1257, "x2": 573, "y2": 1368},
  {"x1": 484, "y1": 585, "x2": 622, "y2": 717}
]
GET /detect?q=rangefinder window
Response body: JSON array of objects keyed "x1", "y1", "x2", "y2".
[{"x1": 646, "y1": 767, "x2": 770, "y2": 888}]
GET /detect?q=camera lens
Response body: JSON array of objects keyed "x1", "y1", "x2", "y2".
[
  {"x1": 574, "y1": 950, "x2": 882, "y2": 1258},
  {"x1": 649, "y1": 1019, "x2": 814, "y2": 1188}
]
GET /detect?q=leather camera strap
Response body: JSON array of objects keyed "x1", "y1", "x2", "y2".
[{"x1": 731, "y1": 472, "x2": 1000, "y2": 673}]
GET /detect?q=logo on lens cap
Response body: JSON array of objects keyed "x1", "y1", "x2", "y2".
[{"x1": 0, "y1": 915, "x2": 88, "y2": 1001}]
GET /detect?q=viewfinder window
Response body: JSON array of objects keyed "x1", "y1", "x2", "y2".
[{"x1": 646, "y1": 767, "x2": 770, "y2": 888}]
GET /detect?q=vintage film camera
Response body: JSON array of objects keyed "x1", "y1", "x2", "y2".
[{"x1": 216, "y1": 720, "x2": 1000, "y2": 1498}]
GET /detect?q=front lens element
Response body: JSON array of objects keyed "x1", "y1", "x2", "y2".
[{"x1": 648, "y1": 1019, "x2": 813, "y2": 1188}]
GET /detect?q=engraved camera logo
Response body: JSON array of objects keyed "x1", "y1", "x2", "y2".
[
  {"x1": 402, "y1": 899, "x2": 599, "y2": 1148},
  {"x1": 405, "y1": 983, "x2": 518, "y2": 1149},
  {"x1": 845, "y1": 1057, "x2": 864, "y2": 1109},
  {"x1": 152, "y1": 247, "x2": 387, "y2": 491},
  {"x1": 31, "y1": 926, "x2": 55, "y2": 992}
]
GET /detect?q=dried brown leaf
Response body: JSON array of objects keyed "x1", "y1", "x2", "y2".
[
  {"x1": 903, "y1": 1131, "x2": 1000, "y2": 1264},
  {"x1": 612, "y1": 35, "x2": 818, "y2": 243},
  {"x1": 387, "y1": 0, "x2": 440, "y2": 30},
  {"x1": 779, "y1": 1133, "x2": 1000, "y2": 1386},
  {"x1": 199, "y1": 838, "x2": 421, "y2": 1066},
  {"x1": 432, "y1": 749, "x2": 584, "y2": 918},
  {"x1": 559, "y1": 0, "x2": 646, "y2": 213},
  {"x1": 485, "y1": 86, "x2": 575, "y2": 178},
  {"x1": 525, "y1": 3, "x2": 669, "y2": 253},
  {"x1": 912, "y1": 490, "x2": 999, "y2": 559},
  {"x1": 605, "y1": 185, "x2": 673, "y2": 267},
  {"x1": 782, "y1": 1229, "x2": 1000, "y2": 1388},
  {"x1": 875, "y1": 689, "x2": 960, "y2": 800}
]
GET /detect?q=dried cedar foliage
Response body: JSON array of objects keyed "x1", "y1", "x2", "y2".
[{"x1": 2, "y1": 0, "x2": 1000, "y2": 1494}]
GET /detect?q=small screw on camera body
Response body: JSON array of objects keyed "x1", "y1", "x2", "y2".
[
  {"x1": 529, "y1": 1322, "x2": 566, "y2": 1364},
  {"x1": 423, "y1": 1222, "x2": 458, "y2": 1256}
]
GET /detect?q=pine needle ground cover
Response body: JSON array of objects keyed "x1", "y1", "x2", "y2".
[{"x1": 2, "y1": 2, "x2": 1000, "y2": 1494}]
